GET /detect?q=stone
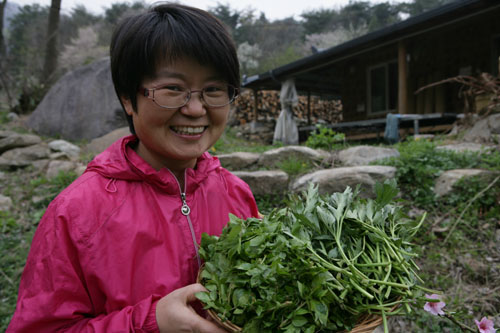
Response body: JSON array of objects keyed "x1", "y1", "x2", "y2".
[
  {"x1": 48, "y1": 139, "x2": 81, "y2": 158},
  {"x1": 0, "y1": 194, "x2": 13, "y2": 211},
  {"x1": 463, "y1": 113, "x2": 500, "y2": 143},
  {"x1": 0, "y1": 133, "x2": 42, "y2": 153},
  {"x1": 436, "y1": 142, "x2": 495, "y2": 153},
  {"x1": 46, "y1": 160, "x2": 77, "y2": 179},
  {"x1": 413, "y1": 134, "x2": 434, "y2": 141},
  {"x1": 338, "y1": 145, "x2": 400, "y2": 166},
  {"x1": 258, "y1": 146, "x2": 329, "y2": 168},
  {"x1": 31, "y1": 159, "x2": 51, "y2": 173},
  {"x1": 6, "y1": 112, "x2": 19, "y2": 122},
  {"x1": 75, "y1": 163, "x2": 88, "y2": 176},
  {"x1": 49, "y1": 152, "x2": 71, "y2": 160},
  {"x1": 84, "y1": 126, "x2": 131, "y2": 156},
  {"x1": 27, "y1": 57, "x2": 127, "y2": 141},
  {"x1": 291, "y1": 165, "x2": 397, "y2": 198},
  {"x1": 434, "y1": 168, "x2": 494, "y2": 197},
  {"x1": 233, "y1": 170, "x2": 289, "y2": 196},
  {"x1": 0, "y1": 144, "x2": 51, "y2": 168},
  {"x1": 0, "y1": 130, "x2": 17, "y2": 138},
  {"x1": 217, "y1": 152, "x2": 260, "y2": 170}
]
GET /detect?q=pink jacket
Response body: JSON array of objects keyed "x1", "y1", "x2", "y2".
[{"x1": 8, "y1": 135, "x2": 259, "y2": 332}]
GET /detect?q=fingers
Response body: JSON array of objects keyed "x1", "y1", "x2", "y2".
[
  {"x1": 192, "y1": 316, "x2": 228, "y2": 333},
  {"x1": 182, "y1": 283, "x2": 208, "y2": 303},
  {"x1": 182, "y1": 284, "x2": 227, "y2": 333},
  {"x1": 156, "y1": 284, "x2": 227, "y2": 333}
]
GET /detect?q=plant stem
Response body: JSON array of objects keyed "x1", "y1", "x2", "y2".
[
  {"x1": 443, "y1": 313, "x2": 477, "y2": 332},
  {"x1": 443, "y1": 175, "x2": 499, "y2": 244}
]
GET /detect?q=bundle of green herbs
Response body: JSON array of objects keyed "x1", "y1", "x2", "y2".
[{"x1": 196, "y1": 181, "x2": 433, "y2": 333}]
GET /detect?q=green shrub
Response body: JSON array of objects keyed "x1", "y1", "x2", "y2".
[
  {"x1": 305, "y1": 125, "x2": 345, "y2": 150},
  {"x1": 439, "y1": 174, "x2": 500, "y2": 222},
  {"x1": 377, "y1": 139, "x2": 495, "y2": 206},
  {"x1": 276, "y1": 157, "x2": 313, "y2": 177}
]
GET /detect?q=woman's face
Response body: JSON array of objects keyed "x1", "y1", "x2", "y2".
[{"x1": 122, "y1": 57, "x2": 230, "y2": 172}]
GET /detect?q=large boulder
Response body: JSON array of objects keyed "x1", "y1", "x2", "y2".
[
  {"x1": 233, "y1": 170, "x2": 289, "y2": 196},
  {"x1": 434, "y1": 169, "x2": 495, "y2": 197},
  {"x1": 84, "y1": 127, "x2": 131, "y2": 156},
  {"x1": 27, "y1": 57, "x2": 126, "y2": 141},
  {"x1": 436, "y1": 142, "x2": 495, "y2": 153},
  {"x1": 217, "y1": 152, "x2": 260, "y2": 170},
  {"x1": 338, "y1": 145, "x2": 400, "y2": 166},
  {"x1": 0, "y1": 144, "x2": 51, "y2": 169},
  {"x1": 258, "y1": 146, "x2": 330, "y2": 168},
  {"x1": 291, "y1": 165, "x2": 397, "y2": 198},
  {"x1": 463, "y1": 113, "x2": 500, "y2": 143},
  {"x1": 0, "y1": 133, "x2": 42, "y2": 154}
]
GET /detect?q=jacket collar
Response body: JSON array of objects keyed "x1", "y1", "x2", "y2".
[{"x1": 87, "y1": 135, "x2": 221, "y2": 195}]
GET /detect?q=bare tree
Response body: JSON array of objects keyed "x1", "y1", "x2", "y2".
[
  {"x1": 0, "y1": 0, "x2": 7, "y2": 56},
  {"x1": 43, "y1": 0, "x2": 61, "y2": 83}
]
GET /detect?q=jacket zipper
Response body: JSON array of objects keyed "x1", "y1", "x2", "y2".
[{"x1": 169, "y1": 170, "x2": 201, "y2": 269}]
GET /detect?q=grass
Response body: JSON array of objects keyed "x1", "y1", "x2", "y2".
[
  {"x1": 0, "y1": 168, "x2": 79, "y2": 330},
  {"x1": 210, "y1": 126, "x2": 283, "y2": 154},
  {"x1": 1, "y1": 124, "x2": 499, "y2": 332}
]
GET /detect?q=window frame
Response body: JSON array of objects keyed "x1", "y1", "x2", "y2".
[{"x1": 367, "y1": 60, "x2": 398, "y2": 115}]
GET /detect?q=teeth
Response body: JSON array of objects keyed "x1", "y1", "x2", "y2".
[{"x1": 172, "y1": 126, "x2": 205, "y2": 135}]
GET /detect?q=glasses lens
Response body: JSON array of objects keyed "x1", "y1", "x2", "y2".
[
  {"x1": 151, "y1": 84, "x2": 237, "y2": 108},
  {"x1": 203, "y1": 84, "x2": 236, "y2": 107},
  {"x1": 154, "y1": 85, "x2": 188, "y2": 108}
]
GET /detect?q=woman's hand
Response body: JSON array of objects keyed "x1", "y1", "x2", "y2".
[{"x1": 155, "y1": 283, "x2": 227, "y2": 333}]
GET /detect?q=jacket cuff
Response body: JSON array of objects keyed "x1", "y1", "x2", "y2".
[{"x1": 143, "y1": 299, "x2": 160, "y2": 333}]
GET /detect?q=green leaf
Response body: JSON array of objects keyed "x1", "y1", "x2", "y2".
[
  {"x1": 374, "y1": 179, "x2": 399, "y2": 208},
  {"x1": 232, "y1": 288, "x2": 253, "y2": 308},
  {"x1": 195, "y1": 291, "x2": 212, "y2": 305},
  {"x1": 310, "y1": 300, "x2": 328, "y2": 326},
  {"x1": 292, "y1": 315, "x2": 308, "y2": 327}
]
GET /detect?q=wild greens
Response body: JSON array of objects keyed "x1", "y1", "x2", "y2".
[{"x1": 196, "y1": 180, "x2": 429, "y2": 333}]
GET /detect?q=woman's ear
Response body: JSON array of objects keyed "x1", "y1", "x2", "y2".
[{"x1": 121, "y1": 96, "x2": 134, "y2": 116}]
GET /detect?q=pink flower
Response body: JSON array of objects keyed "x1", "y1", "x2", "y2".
[
  {"x1": 423, "y1": 294, "x2": 446, "y2": 316},
  {"x1": 474, "y1": 317, "x2": 496, "y2": 333}
]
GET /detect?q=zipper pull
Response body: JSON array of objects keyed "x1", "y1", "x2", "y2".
[{"x1": 180, "y1": 192, "x2": 191, "y2": 216}]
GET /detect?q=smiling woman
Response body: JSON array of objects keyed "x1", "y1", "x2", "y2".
[
  {"x1": 120, "y1": 58, "x2": 233, "y2": 180},
  {"x1": 7, "y1": 3, "x2": 260, "y2": 333}
]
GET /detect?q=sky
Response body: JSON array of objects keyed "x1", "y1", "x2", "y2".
[{"x1": 10, "y1": 0, "x2": 409, "y2": 21}]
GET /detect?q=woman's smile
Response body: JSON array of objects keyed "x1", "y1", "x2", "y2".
[{"x1": 170, "y1": 125, "x2": 207, "y2": 136}]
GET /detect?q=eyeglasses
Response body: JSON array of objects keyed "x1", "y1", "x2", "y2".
[{"x1": 139, "y1": 83, "x2": 239, "y2": 109}]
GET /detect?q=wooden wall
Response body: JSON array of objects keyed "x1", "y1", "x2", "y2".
[{"x1": 340, "y1": 6, "x2": 500, "y2": 122}]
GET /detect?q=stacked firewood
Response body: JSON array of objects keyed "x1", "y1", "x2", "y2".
[{"x1": 232, "y1": 89, "x2": 343, "y2": 125}]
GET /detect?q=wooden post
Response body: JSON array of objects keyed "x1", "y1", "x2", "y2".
[
  {"x1": 398, "y1": 41, "x2": 408, "y2": 114},
  {"x1": 424, "y1": 74, "x2": 435, "y2": 114},
  {"x1": 307, "y1": 91, "x2": 311, "y2": 125},
  {"x1": 252, "y1": 89, "x2": 258, "y2": 122}
]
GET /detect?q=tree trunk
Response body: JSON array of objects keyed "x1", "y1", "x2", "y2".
[
  {"x1": 43, "y1": 0, "x2": 62, "y2": 83},
  {"x1": 0, "y1": 0, "x2": 7, "y2": 56}
]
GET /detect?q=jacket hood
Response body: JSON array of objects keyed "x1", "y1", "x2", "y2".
[{"x1": 86, "y1": 135, "x2": 221, "y2": 194}]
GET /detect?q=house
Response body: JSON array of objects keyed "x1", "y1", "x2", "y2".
[{"x1": 242, "y1": 0, "x2": 500, "y2": 140}]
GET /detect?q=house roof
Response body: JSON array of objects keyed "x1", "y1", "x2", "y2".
[{"x1": 241, "y1": 0, "x2": 500, "y2": 96}]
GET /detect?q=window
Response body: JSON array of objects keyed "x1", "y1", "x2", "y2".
[{"x1": 368, "y1": 62, "x2": 397, "y2": 114}]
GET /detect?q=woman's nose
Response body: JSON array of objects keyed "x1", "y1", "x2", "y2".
[{"x1": 181, "y1": 91, "x2": 206, "y2": 117}]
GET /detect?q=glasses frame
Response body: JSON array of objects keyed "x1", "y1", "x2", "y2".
[{"x1": 138, "y1": 84, "x2": 239, "y2": 109}]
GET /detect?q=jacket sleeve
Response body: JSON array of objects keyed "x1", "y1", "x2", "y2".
[{"x1": 7, "y1": 200, "x2": 161, "y2": 333}]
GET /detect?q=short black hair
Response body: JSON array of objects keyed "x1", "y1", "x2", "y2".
[{"x1": 110, "y1": 3, "x2": 240, "y2": 134}]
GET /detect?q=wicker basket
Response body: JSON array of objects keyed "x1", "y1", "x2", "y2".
[
  {"x1": 205, "y1": 308, "x2": 384, "y2": 333},
  {"x1": 197, "y1": 267, "x2": 390, "y2": 333}
]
